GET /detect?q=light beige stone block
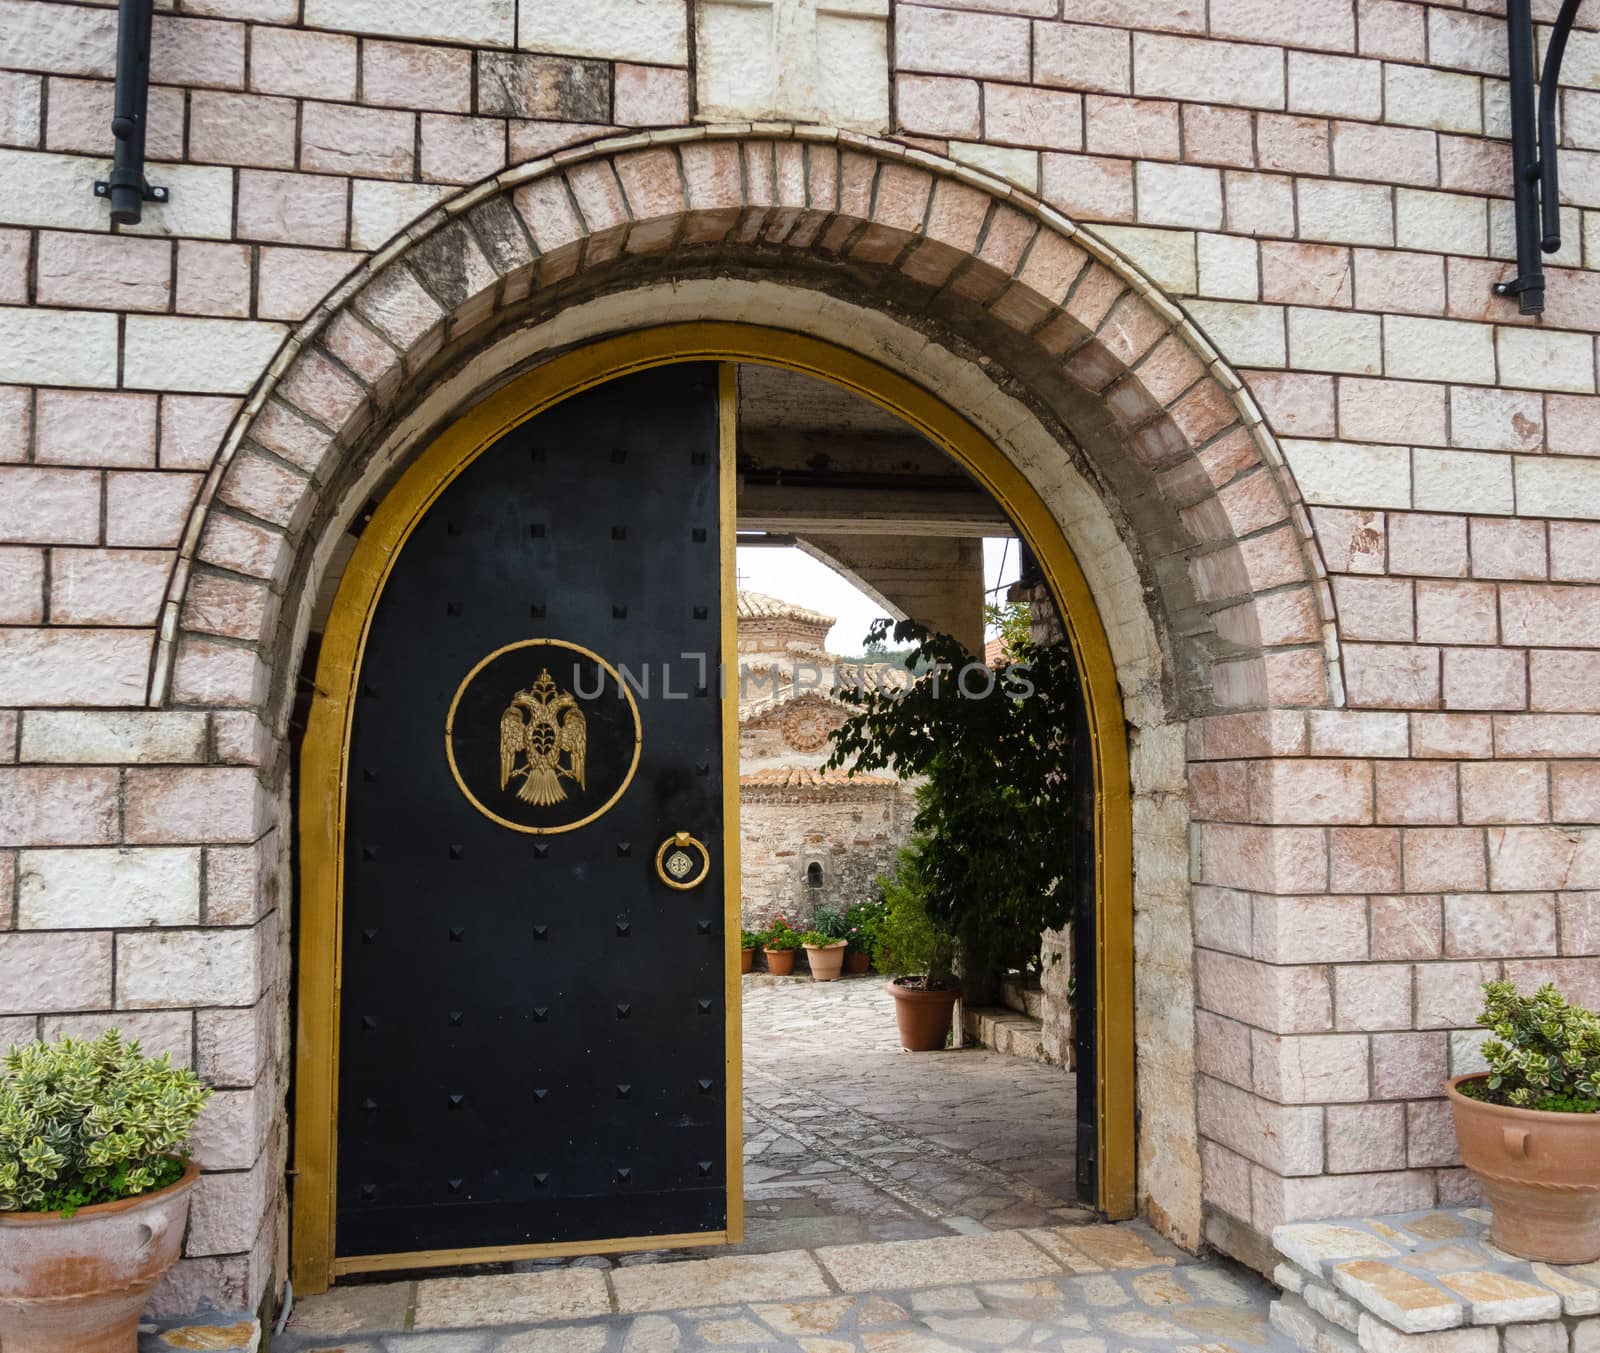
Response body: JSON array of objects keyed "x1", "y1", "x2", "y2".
[
  {"x1": 350, "y1": 180, "x2": 455, "y2": 251},
  {"x1": 116, "y1": 924, "x2": 268, "y2": 1009},
  {"x1": 1136, "y1": 162, "x2": 1222, "y2": 229},
  {"x1": 1412, "y1": 450, "x2": 1513, "y2": 517},
  {"x1": 0, "y1": 304, "x2": 117, "y2": 387},
  {"x1": 1384, "y1": 65, "x2": 1482, "y2": 134},
  {"x1": 1185, "y1": 300, "x2": 1286, "y2": 367},
  {"x1": 1289, "y1": 308, "x2": 1381, "y2": 375},
  {"x1": 413, "y1": 1269, "x2": 610, "y2": 1328},
  {"x1": 1094, "y1": 226, "x2": 1197, "y2": 294},
  {"x1": 816, "y1": 1231, "x2": 1060, "y2": 1293},
  {"x1": 18, "y1": 847, "x2": 200, "y2": 929},
  {"x1": 305, "y1": 0, "x2": 514, "y2": 47},
  {"x1": 123, "y1": 317, "x2": 287, "y2": 395},
  {"x1": 1435, "y1": 1270, "x2": 1560, "y2": 1325},
  {"x1": 1282, "y1": 439, "x2": 1411, "y2": 510},
  {"x1": 1197, "y1": 233, "x2": 1259, "y2": 300},
  {"x1": 1517, "y1": 456, "x2": 1600, "y2": 521},
  {"x1": 1383, "y1": 317, "x2": 1496, "y2": 385},
  {"x1": 1396, "y1": 190, "x2": 1487, "y2": 256},
  {"x1": 1333, "y1": 1260, "x2": 1462, "y2": 1332},
  {"x1": 1497, "y1": 327, "x2": 1596, "y2": 394},
  {"x1": 520, "y1": 0, "x2": 685, "y2": 64},
  {"x1": 614, "y1": 1249, "x2": 831, "y2": 1311}
]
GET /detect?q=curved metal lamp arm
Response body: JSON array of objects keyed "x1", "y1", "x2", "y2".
[
  {"x1": 1497, "y1": 0, "x2": 1582, "y2": 315},
  {"x1": 1539, "y1": 0, "x2": 1583, "y2": 254}
]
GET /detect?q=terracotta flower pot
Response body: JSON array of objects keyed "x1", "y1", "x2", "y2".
[
  {"x1": 805, "y1": 941, "x2": 848, "y2": 982},
  {"x1": 740, "y1": 946, "x2": 756, "y2": 974},
  {"x1": 0, "y1": 1158, "x2": 200, "y2": 1353},
  {"x1": 845, "y1": 950, "x2": 871, "y2": 975},
  {"x1": 765, "y1": 948, "x2": 796, "y2": 976},
  {"x1": 1447, "y1": 1074, "x2": 1600, "y2": 1263},
  {"x1": 888, "y1": 978, "x2": 959, "y2": 1052}
]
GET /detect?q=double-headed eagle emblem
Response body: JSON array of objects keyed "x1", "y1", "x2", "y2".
[{"x1": 499, "y1": 669, "x2": 587, "y2": 807}]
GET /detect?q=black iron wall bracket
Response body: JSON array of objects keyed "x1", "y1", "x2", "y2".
[
  {"x1": 1496, "y1": 0, "x2": 1582, "y2": 316},
  {"x1": 95, "y1": 0, "x2": 167, "y2": 227},
  {"x1": 93, "y1": 179, "x2": 168, "y2": 207}
]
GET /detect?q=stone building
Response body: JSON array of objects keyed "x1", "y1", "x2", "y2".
[
  {"x1": 735, "y1": 589, "x2": 916, "y2": 930},
  {"x1": 1, "y1": 0, "x2": 1599, "y2": 1324}
]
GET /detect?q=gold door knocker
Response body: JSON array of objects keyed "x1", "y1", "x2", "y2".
[{"x1": 655, "y1": 832, "x2": 711, "y2": 891}]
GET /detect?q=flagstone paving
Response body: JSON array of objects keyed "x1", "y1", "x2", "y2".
[
  {"x1": 277, "y1": 978, "x2": 1289, "y2": 1351},
  {"x1": 276, "y1": 1224, "x2": 1289, "y2": 1351}
]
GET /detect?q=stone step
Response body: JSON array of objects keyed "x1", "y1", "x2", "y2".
[
  {"x1": 1000, "y1": 978, "x2": 1044, "y2": 1020},
  {"x1": 963, "y1": 1004, "x2": 1047, "y2": 1063},
  {"x1": 1271, "y1": 1207, "x2": 1600, "y2": 1353}
]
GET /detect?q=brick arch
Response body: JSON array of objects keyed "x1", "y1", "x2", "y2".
[{"x1": 155, "y1": 125, "x2": 1333, "y2": 732}]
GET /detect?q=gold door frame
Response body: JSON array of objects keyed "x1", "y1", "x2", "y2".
[{"x1": 292, "y1": 327, "x2": 1135, "y2": 1293}]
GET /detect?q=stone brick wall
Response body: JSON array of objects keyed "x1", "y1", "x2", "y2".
[
  {"x1": 739, "y1": 775, "x2": 913, "y2": 932},
  {"x1": 2, "y1": 0, "x2": 1600, "y2": 1314}
]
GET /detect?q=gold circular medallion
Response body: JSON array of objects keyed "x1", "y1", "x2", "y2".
[{"x1": 444, "y1": 639, "x2": 641, "y2": 835}]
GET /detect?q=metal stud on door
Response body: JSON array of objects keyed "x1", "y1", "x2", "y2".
[{"x1": 327, "y1": 363, "x2": 737, "y2": 1271}]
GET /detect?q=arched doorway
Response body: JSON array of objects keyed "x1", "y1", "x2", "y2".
[
  {"x1": 157, "y1": 126, "x2": 1327, "y2": 1298},
  {"x1": 290, "y1": 325, "x2": 1134, "y2": 1289}
]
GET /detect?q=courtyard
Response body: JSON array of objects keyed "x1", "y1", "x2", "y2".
[{"x1": 271, "y1": 976, "x2": 1280, "y2": 1351}]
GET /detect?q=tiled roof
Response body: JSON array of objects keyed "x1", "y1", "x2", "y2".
[
  {"x1": 737, "y1": 590, "x2": 836, "y2": 627},
  {"x1": 738, "y1": 766, "x2": 898, "y2": 789}
]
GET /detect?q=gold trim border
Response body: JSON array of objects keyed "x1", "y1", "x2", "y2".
[
  {"x1": 292, "y1": 327, "x2": 1132, "y2": 1294},
  {"x1": 443, "y1": 638, "x2": 644, "y2": 836},
  {"x1": 331, "y1": 1229, "x2": 733, "y2": 1278}
]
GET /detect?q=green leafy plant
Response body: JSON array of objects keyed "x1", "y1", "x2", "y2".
[
  {"x1": 984, "y1": 600, "x2": 1032, "y2": 661},
  {"x1": 797, "y1": 930, "x2": 837, "y2": 947},
  {"x1": 761, "y1": 918, "x2": 804, "y2": 952},
  {"x1": 843, "y1": 896, "x2": 888, "y2": 956},
  {"x1": 0, "y1": 1029, "x2": 212, "y2": 1216},
  {"x1": 827, "y1": 617, "x2": 1080, "y2": 980},
  {"x1": 810, "y1": 907, "x2": 849, "y2": 941},
  {"x1": 740, "y1": 930, "x2": 763, "y2": 951},
  {"x1": 1459, "y1": 980, "x2": 1600, "y2": 1113},
  {"x1": 874, "y1": 841, "x2": 958, "y2": 988}
]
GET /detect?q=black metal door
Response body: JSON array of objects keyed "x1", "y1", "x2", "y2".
[{"x1": 335, "y1": 364, "x2": 731, "y2": 1262}]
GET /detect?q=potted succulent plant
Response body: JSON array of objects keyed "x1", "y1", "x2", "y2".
[
  {"x1": 803, "y1": 907, "x2": 849, "y2": 982},
  {"x1": 0, "y1": 1029, "x2": 212, "y2": 1353},
  {"x1": 1448, "y1": 980, "x2": 1600, "y2": 1263},
  {"x1": 761, "y1": 917, "x2": 803, "y2": 976},
  {"x1": 740, "y1": 930, "x2": 762, "y2": 975},
  {"x1": 844, "y1": 896, "x2": 887, "y2": 976},
  {"x1": 875, "y1": 844, "x2": 960, "y2": 1052}
]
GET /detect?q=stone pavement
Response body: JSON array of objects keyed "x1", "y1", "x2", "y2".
[
  {"x1": 275, "y1": 1222, "x2": 1289, "y2": 1352},
  {"x1": 275, "y1": 976, "x2": 1289, "y2": 1351},
  {"x1": 738, "y1": 976, "x2": 1084, "y2": 1251}
]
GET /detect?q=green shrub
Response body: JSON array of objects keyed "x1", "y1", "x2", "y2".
[
  {"x1": 797, "y1": 930, "x2": 835, "y2": 947},
  {"x1": 810, "y1": 907, "x2": 848, "y2": 941},
  {"x1": 739, "y1": 930, "x2": 763, "y2": 950},
  {"x1": 0, "y1": 1029, "x2": 212, "y2": 1216},
  {"x1": 874, "y1": 842, "x2": 957, "y2": 987},
  {"x1": 843, "y1": 896, "x2": 887, "y2": 956},
  {"x1": 1470, "y1": 980, "x2": 1600, "y2": 1112}
]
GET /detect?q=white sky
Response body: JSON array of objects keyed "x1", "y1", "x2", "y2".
[{"x1": 735, "y1": 538, "x2": 1023, "y2": 653}]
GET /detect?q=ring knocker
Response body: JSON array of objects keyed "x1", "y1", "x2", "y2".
[{"x1": 655, "y1": 831, "x2": 711, "y2": 891}]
